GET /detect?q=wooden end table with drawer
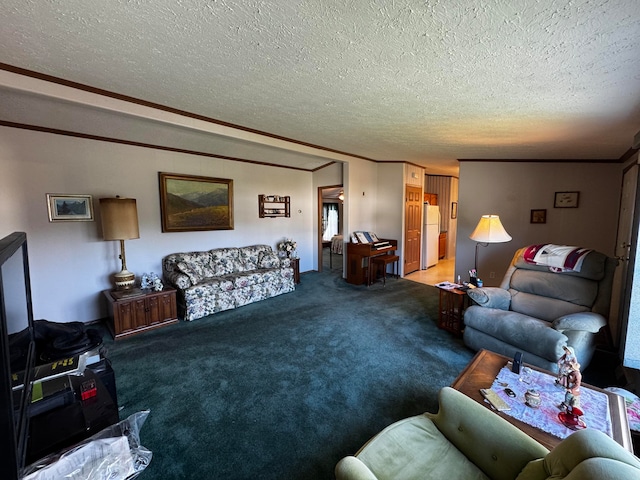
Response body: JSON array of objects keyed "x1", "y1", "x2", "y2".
[{"x1": 103, "y1": 286, "x2": 179, "y2": 340}]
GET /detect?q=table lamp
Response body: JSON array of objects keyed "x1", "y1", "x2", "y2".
[
  {"x1": 100, "y1": 197, "x2": 139, "y2": 290},
  {"x1": 469, "y1": 214, "x2": 512, "y2": 275}
]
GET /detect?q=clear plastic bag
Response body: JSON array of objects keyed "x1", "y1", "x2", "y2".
[{"x1": 21, "y1": 410, "x2": 152, "y2": 480}]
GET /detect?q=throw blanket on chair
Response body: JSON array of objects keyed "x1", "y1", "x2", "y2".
[
  {"x1": 331, "y1": 234, "x2": 343, "y2": 255},
  {"x1": 523, "y1": 244, "x2": 593, "y2": 272}
]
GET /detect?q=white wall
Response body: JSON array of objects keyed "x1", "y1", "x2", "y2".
[
  {"x1": 0, "y1": 126, "x2": 316, "y2": 322},
  {"x1": 457, "y1": 161, "x2": 623, "y2": 286},
  {"x1": 376, "y1": 163, "x2": 405, "y2": 270},
  {"x1": 343, "y1": 158, "x2": 379, "y2": 234}
]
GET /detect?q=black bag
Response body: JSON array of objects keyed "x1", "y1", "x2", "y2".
[{"x1": 34, "y1": 320, "x2": 102, "y2": 363}]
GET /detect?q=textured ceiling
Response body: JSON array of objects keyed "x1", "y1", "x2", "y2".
[{"x1": 1, "y1": 0, "x2": 639, "y2": 174}]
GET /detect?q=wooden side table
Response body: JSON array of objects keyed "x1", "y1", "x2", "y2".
[
  {"x1": 103, "y1": 287, "x2": 179, "y2": 340},
  {"x1": 290, "y1": 258, "x2": 300, "y2": 284},
  {"x1": 436, "y1": 286, "x2": 469, "y2": 337}
]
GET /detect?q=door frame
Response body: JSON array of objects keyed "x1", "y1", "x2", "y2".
[{"x1": 317, "y1": 184, "x2": 343, "y2": 272}]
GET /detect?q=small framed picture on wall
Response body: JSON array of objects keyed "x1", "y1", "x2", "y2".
[
  {"x1": 554, "y1": 191, "x2": 579, "y2": 208},
  {"x1": 46, "y1": 194, "x2": 94, "y2": 222},
  {"x1": 530, "y1": 209, "x2": 547, "y2": 224}
]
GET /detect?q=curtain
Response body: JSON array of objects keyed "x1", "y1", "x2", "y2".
[{"x1": 322, "y1": 203, "x2": 339, "y2": 241}]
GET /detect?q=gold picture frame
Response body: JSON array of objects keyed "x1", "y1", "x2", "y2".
[{"x1": 159, "y1": 172, "x2": 234, "y2": 232}]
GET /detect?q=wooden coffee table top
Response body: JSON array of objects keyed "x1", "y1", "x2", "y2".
[{"x1": 451, "y1": 349, "x2": 633, "y2": 452}]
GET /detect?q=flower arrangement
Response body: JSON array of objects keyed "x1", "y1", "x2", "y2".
[
  {"x1": 277, "y1": 238, "x2": 297, "y2": 258},
  {"x1": 141, "y1": 272, "x2": 164, "y2": 291}
]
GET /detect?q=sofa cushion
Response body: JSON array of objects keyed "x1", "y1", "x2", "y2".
[
  {"x1": 200, "y1": 277, "x2": 234, "y2": 292},
  {"x1": 509, "y1": 290, "x2": 590, "y2": 322},
  {"x1": 258, "y1": 251, "x2": 280, "y2": 269},
  {"x1": 209, "y1": 248, "x2": 241, "y2": 276},
  {"x1": 228, "y1": 271, "x2": 264, "y2": 288},
  {"x1": 356, "y1": 414, "x2": 489, "y2": 480},
  {"x1": 176, "y1": 261, "x2": 203, "y2": 285},
  {"x1": 509, "y1": 270, "x2": 597, "y2": 307},
  {"x1": 239, "y1": 245, "x2": 272, "y2": 271},
  {"x1": 514, "y1": 249, "x2": 608, "y2": 281}
]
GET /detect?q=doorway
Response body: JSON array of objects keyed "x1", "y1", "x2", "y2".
[
  {"x1": 404, "y1": 185, "x2": 422, "y2": 275},
  {"x1": 317, "y1": 185, "x2": 344, "y2": 274}
]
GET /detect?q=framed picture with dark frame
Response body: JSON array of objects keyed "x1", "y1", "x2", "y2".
[
  {"x1": 46, "y1": 194, "x2": 94, "y2": 222},
  {"x1": 530, "y1": 209, "x2": 547, "y2": 224},
  {"x1": 554, "y1": 191, "x2": 580, "y2": 208},
  {"x1": 159, "y1": 172, "x2": 234, "y2": 232}
]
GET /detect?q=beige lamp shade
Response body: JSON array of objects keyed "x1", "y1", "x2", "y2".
[
  {"x1": 100, "y1": 197, "x2": 139, "y2": 290},
  {"x1": 100, "y1": 198, "x2": 140, "y2": 240},
  {"x1": 469, "y1": 215, "x2": 512, "y2": 244}
]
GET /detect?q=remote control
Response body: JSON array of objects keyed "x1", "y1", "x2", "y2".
[{"x1": 480, "y1": 388, "x2": 511, "y2": 411}]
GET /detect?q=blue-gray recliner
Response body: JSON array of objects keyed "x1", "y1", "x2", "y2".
[{"x1": 463, "y1": 246, "x2": 617, "y2": 372}]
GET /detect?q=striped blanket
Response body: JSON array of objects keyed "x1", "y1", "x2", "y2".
[{"x1": 523, "y1": 244, "x2": 592, "y2": 273}]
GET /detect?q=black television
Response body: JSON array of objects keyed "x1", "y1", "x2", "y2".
[{"x1": 0, "y1": 232, "x2": 36, "y2": 479}]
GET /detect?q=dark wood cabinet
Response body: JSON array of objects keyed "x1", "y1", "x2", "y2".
[
  {"x1": 290, "y1": 258, "x2": 300, "y2": 284},
  {"x1": 437, "y1": 286, "x2": 468, "y2": 337},
  {"x1": 438, "y1": 231, "x2": 447, "y2": 259},
  {"x1": 346, "y1": 240, "x2": 398, "y2": 285},
  {"x1": 103, "y1": 287, "x2": 178, "y2": 339},
  {"x1": 424, "y1": 193, "x2": 438, "y2": 205}
]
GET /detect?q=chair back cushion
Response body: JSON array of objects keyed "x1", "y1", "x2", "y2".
[{"x1": 501, "y1": 247, "x2": 616, "y2": 319}]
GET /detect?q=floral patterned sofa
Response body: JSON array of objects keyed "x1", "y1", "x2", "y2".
[{"x1": 162, "y1": 244, "x2": 295, "y2": 321}]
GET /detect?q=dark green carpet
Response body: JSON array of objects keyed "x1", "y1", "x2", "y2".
[{"x1": 104, "y1": 270, "x2": 474, "y2": 479}]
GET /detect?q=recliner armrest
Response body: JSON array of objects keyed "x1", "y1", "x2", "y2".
[
  {"x1": 552, "y1": 312, "x2": 607, "y2": 333},
  {"x1": 467, "y1": 287, "x2": 511, "y2": 310},
  {"x1": 335, "y1": 456, "x2": 379, "y2": 480}
]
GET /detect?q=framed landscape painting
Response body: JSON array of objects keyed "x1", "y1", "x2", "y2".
[
  {"x1": 159, "y1": 172, "x2": 234, "y2": 232},
  {"x1": 46, "y1": 194, "x2": 94, "y2": 222}
]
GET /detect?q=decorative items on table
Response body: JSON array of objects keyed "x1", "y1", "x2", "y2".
[
  {"x1": 141, "y1": 272, "x2": 163, "y2": 291},
  {"x1": 490, "y1": 362, "x2": 609, "y2": 441},
  {"x1": 525, "y1": 389, "x2": 541, "y2": 408},
  {"x1": 277, "y1": 238, "x2": 297, "y2": 258},
  {"x1": 555, "y1": 346, "x2": 585, "y2": 430}
]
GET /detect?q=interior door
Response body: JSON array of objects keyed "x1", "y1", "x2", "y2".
[
  {"x1": 404, "y1": 185, "x2": 422, "y2": 274},
  {"x1": 613, "y1": 163, "x2": 638, "y2": 348}
]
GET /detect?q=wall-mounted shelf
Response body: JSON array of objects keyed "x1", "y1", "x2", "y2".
[{"x1": 259, "y1": 195, "x2": 290, "y2": 218}]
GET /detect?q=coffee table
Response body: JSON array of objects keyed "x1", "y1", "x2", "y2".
[{"x1": 451, "y1": 349, "x2": 633, "y2": 452}]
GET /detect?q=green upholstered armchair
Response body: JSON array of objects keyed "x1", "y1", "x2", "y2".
[
  {"x1": 463, "y1": 246, "x2": 617, "y2": 372},
  {"x1": 335, "y1": 387, "x2": 640, "y2": 480}
]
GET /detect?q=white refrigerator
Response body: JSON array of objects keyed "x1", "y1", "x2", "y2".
[{"x1": 422, "y1": 204, "x2": 440, "y2": 269}]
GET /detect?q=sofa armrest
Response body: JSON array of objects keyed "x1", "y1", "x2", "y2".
[
  {"x1": 516, "y1": 429, "x2": 640, "y2": 480},
  {"x1": 279, "y1": 257, "x2": 292, "y2": 268},
  {"x1": 552, "y1": 312, "x2": 607, "y2": 334},
  {"x1": 335, "y1": 456, "x2": 379, "y2": 480},
  {"x1": 467, "y1": 287, "x2": 511, "y2": 310},
  {"x1": 430, "y1": 387, "x2": 548, "y2": 480},
  {"x1": 163, "y1": 271, "x2": 192, "y2": 290}
]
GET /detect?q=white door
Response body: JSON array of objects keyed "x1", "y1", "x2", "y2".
[{"x1": 616, "y1": 163, "x2": 638, "y2": 349}]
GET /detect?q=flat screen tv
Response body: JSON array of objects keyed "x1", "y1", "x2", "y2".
[{"x1": 0, "y1": 232, "x2": 36, "y2": 479}]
